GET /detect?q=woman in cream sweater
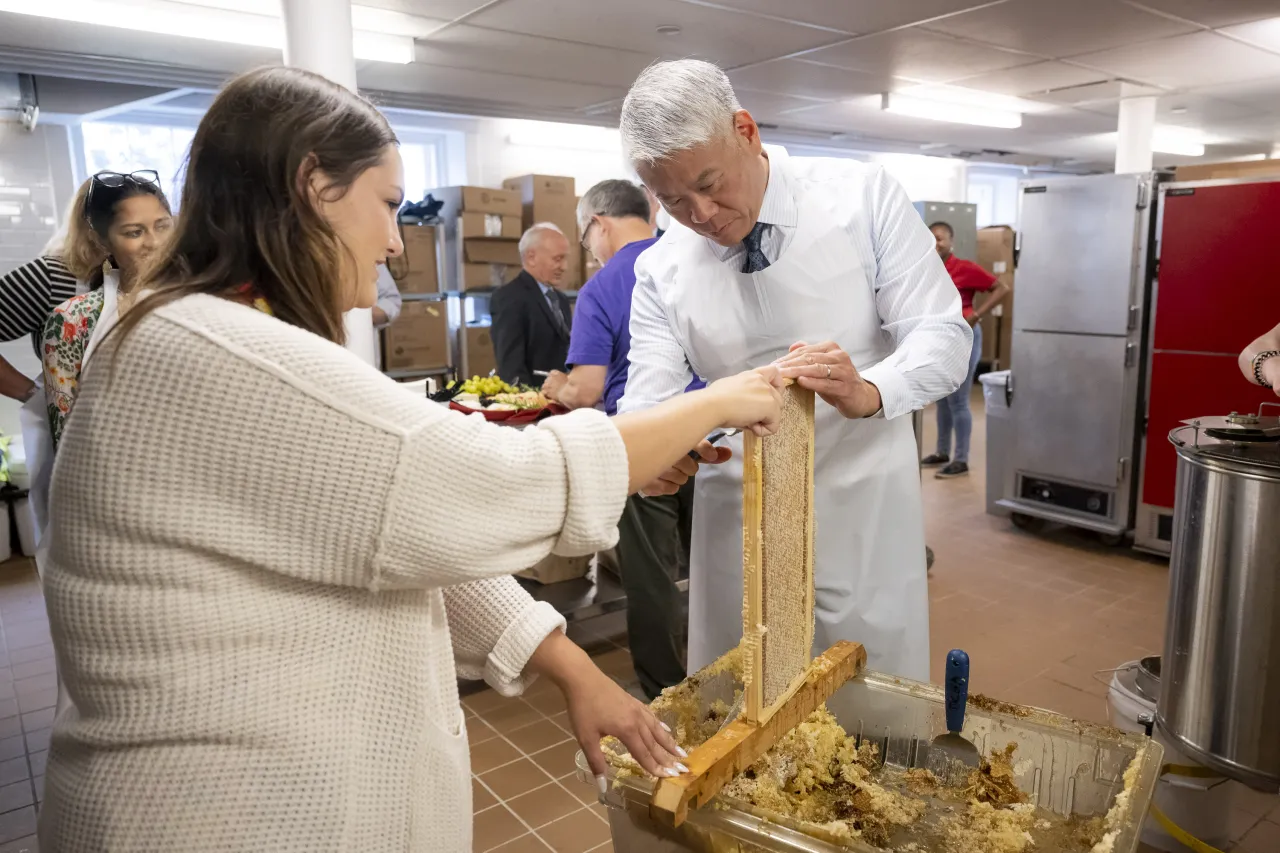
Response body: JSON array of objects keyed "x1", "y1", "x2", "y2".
[{"x1": 38, "y1": 67, "x2": 783, "y2": 853}]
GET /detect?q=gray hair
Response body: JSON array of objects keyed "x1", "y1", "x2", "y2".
[
  {"x1": 620, "y1": 59, "x2": 742, "y2": 167},
  {"x1": 576, "y1": 180, "x2": 651, "y2": 234},
  {"x1": 518, "y1": 221, "x2": 565, "y2": 257}
]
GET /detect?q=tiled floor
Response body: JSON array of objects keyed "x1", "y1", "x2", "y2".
[{"x1": 0, "y1": 394, "x2": 1276, "y2": 853}]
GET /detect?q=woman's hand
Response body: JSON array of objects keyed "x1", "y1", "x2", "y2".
[
  {"x1": 526, "y1": 631, "x2": 686, "y2": 790},
  {"x1": 563, "y1": 667, "x2": 687, "y2": 787},
  {"x1": 707, "y1": 365, "x2": 785, "y2": 437}
]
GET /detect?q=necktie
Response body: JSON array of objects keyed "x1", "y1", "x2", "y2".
[
  {"x1": 742, "y1": 221, "x2": 771, "y2": 274},
  {"x1": 545, "y1": 292, "x2": 568, "y2": 335}
]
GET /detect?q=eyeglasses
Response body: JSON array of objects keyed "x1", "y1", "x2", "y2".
[
  {"x1": 580, "y1": 217, "x2": 597, "y2": 249},
  {"x1": 85, "y1": 170, "x2": 160, "y2": 218}
]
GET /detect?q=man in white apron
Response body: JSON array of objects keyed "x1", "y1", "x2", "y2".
[{"x1": 616, "y1": 60, "x2": 972, "y2": 682}]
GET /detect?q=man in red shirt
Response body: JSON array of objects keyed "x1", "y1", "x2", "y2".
[{"x1": 921, "y1": 221, "x2": 1010, "y2": 478}]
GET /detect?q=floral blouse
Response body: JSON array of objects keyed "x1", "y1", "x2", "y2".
[
  {"x1": 42, "y1": 289, "x2": 106, "y2": 451},
  {"x1": 42, "y1": 288, "x2": 274, "y2": 451}
]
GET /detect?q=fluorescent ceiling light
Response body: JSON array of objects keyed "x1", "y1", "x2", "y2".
[
  {"x1": 896, "y1": 85, "x2": 1052, "y2": 115},
  {"x1": 881, "y1": 93, "x2": 1022, "y2": 129},
  {"x1": 0, "y1": 0, "x2": 415, "y2": 64},
  {"x1": 0, "y1": 187, "x2": 32, "y2": 196},
  {"x1": 1152, "y1": 126, "x2": 1206, "y2": 157}
]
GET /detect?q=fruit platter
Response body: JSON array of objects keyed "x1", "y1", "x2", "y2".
[{"x1": 434, "y1": 375, "x2": 567, "y2": 425}]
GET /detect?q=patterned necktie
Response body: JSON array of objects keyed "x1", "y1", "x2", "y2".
[{"x1": 741, "y1": 221, "x2": 771, "y2": 274}]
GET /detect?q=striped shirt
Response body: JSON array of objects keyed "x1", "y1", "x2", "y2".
[
  {"x1": 1, "y1": 255, "x2": 79, "y2": 355},
  {"x1": 619, "y1": 146, "x2": 971, "y2": 422}
]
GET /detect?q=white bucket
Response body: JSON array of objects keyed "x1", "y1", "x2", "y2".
[
  {"x1": 1108, "y1": 661, "x2": 1232, "y2": 851},
  {"x1": 14, "y1": 497, "x2": 35, "y2": 557}
]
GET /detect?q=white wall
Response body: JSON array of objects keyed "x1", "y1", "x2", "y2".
[
  {"x1": 0, "y1": 121, "x2": 78, "y2": 439},
  {"x1": 869, "y1": 153, "x2": 969, "y2": 203},
  {"x1": 466, "y1": 118, "x2": 635, "y2": 196}
]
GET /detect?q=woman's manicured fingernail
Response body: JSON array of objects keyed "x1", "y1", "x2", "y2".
[
  {"x1": 664, "y1": 767, "x2": 681, "y2": 777},
  {"x1": 675, "y1": 746, "x2": 688, "y2": 758},
  {"x1": 675, "y1": 763, "x2": 690, "y2": 774},
  {"x1": 596, "y1": 775, "x2": 608, "y2": 794},
  {"x1": 660, "y1": 722, "x2": 672, "y2": 733}
]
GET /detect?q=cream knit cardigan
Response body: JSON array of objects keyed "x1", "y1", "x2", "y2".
[{"x1": 37, "y1": 294, "x2": 628, "y2": 852}]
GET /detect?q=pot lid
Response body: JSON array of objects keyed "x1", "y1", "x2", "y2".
[{"x1": 1171, "y1": 411, "x2": 1280, "y2": 470}]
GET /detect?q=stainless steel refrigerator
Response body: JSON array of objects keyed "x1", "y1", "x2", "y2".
[{"x1": 995, "y1": 173, "x2": 1159, "y2": 540}]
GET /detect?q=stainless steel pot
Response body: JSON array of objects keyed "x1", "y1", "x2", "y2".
[{"x1": 1158, "y1": 410, "x2": 1280, "y2": 792}]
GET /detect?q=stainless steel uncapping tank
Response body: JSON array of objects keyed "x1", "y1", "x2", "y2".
[{"x1": 1158, "y1": 410, "x2": 1280, "y2": 792}]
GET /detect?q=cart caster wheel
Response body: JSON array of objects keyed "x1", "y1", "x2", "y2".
[
  {"x1": 1011, "y1": 512, "x2": 1046, "y2": 533},
  {"x1": 926, "y1": 546, "x2": 935, "y2": 572},
  {"x1": 1098, "y1": 532, "x2": 1125, "y2": 547}
]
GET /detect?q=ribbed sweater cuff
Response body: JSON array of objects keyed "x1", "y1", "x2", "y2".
[
  {"x1": 537, "y1": 409, "x2": 628, "y2": 556},
  {"x1": 481, "y1": 601, "x2": 566, "y2": 697}
]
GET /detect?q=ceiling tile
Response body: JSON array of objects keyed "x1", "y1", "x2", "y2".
[
  {"x1": 920, "y1": 0, "x2": 1196, "y2": 57},
  {"x1": 1081, "y1": 91, "x2": 1262, "y2": 126},
  {"x1": 1027, "y1": 79, "x2": 1162, "y2": 106},
  {"x1": 355, "y1": 0, "x2": 502, "y2": 20},
  {"x1": 1185, "y1": 75, "x2": 1280, "y2": 110},
  {"x1": 465, "y1": 0, "x2": 842, "y2": 68},
  {"x1": 799, "y1": 28, "x2": 1032, "y2": 83},
  {"x1": 728, "y1": 58, "x2": 895, "y2": 101},
  {"x1": 1220, "y1": 16, "x2": 1280, "y2": 53},
  {"x1": 676, "y1": 0, "x2": 995, "y2": 35},
  {"x1": 946, "y1": 61, "x2": 1111, "y2": 96},
  {"x1": 1120, "y1": 0, "x2": 1280, "y2": 28},
  {"x1": 1071, "y1": 30, "x2": 1280, "y2": 88},
  {"x1": 416, "y1": 25, "x2": 653, "y2": 88},
  {"x1": 357, "y1": 61, "x2": 625, "y2": 110},
  {"x1": 733, "y1": 88, "x2": 841, "y2": 122}
]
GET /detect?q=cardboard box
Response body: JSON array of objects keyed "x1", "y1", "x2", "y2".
[
  {"x1": 429, "y1": 185, "x2": 522, "y2": 218},
  {"x1": 975, "y1": 226, "x2": 1016, "y2": 369},
  {"x1": 1175, "y1": 159, "x2": 1280, "y2": 183},
  {"x1": 504, "y1": 174, "x2": 581, "y2": 288},
  {"x1": 459, "y1": 211, "x2": 522, "y2": 240},
  {"x1": 462, "y1": 325, "x2": 496, "y2": 378},
  {"x1": 461, "y1": 262, "x2": 512, "y2": 291},
  {"x1": 390, "y1": 224, "x2": 438, "y2": 294},
  {"x1": 517, "y1": 553, "x2": 592, "y2": 585},
  {"x1": 381, "y1": 300, "x2": 449, "y2": 371},
  {"x1": 462, "y1": 238, "x2": 522, "y2": 267}
]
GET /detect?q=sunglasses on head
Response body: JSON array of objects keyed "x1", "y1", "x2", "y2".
[{"x1": 85, "y1": 170, "x2": 160, "y2": 218}]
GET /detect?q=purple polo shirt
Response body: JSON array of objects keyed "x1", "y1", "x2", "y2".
[{"x1": 567, "y1": 237, "x2": 704, "y2": 415}]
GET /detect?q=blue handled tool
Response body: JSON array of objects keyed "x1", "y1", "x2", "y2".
[{"x1": 926, "y1": 649, "x2": 980, "y2": 783}]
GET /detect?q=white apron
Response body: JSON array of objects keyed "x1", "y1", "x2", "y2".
[
  {"x1": 19, "y1": 273, "x2": 117, "y2": 577},
  {"x1": 674, "y1": 191, "x2": 930, "y2": 681}
]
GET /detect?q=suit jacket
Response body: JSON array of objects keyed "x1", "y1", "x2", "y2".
[{"x1": 489, "y1": 270, "x2": 573, "y2": 386}]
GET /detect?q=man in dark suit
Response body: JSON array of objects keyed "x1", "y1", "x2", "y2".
[{"x1": 490, "y1": 222, "x2": 574, "y2": 386}]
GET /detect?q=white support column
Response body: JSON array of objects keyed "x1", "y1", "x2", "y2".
[
  {"x1": 280, "y1": 0, "x2": 377, "y2": 365},
  {"x1": 1115, "y1": 83, "x2": 1157, "y2": 175}
]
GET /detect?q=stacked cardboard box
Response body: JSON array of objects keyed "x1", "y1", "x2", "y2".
[
  {"x1": 1176, "y1": 158, "x2": 1280, "y2": 182},
  {"x1": 388, "y1": 223, "x2": 438, "y2": 294},
  {"x1": 460, "y1": 325, "x2": 497, "y2": 379},
  {"x1": 429, "y1": 186, "x2": 523, "y2": 291},
  {"x1": 503, "y1": 174, "x2": 582, "y2": 289},
  {"x1": 974, "y1": 225, "x2": 1016, "y2": 370},
  {"x1": 381, "y1": 300, "x2": 450, "y2": 372}
]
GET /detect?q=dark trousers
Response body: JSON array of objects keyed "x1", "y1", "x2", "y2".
[{"x1": 616, "y1": 480, "x2": 694, "y2": 699}]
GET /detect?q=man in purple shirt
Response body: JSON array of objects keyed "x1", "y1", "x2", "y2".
[{"x1": 543, "y1": 179, "x2": 701, "y2": 698}]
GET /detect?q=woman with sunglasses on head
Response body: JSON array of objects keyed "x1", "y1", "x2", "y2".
[
  {"x1": 38, "y1": 66, "x2": 782, "y2": 853},
  {"x1": 41, "y1": 170, "x2": 172, "y2": 450}
]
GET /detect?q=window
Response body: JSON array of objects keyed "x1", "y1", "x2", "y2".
[
  {"x1": 399, "y1": 142, "x2": 439, "y2": 205},
  {"x1": 80, "y1": 121, "x2": 196, "y2": 209}
]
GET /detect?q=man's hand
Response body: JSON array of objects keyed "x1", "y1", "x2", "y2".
[
  {"x1": 965, "y1": 313, "x2": 979, "y2": 328},
  {"x1": 775, "y1": 341, "x2": 882, "y2": 419},
  {"x1": 638, "y1": 440, "x2": 731, "y2": 496},
  {"x1": 541, "y1": 369, "x2": 568, "y2": 401}
]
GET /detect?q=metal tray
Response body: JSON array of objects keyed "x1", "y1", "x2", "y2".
[{"x1": 576, "y1": 665, "x2": 1162, "y2": 853}]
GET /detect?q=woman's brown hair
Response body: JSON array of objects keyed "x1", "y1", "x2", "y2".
[{"x1": 115, "y1": 65, "x2": 397, "y2": 346}]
